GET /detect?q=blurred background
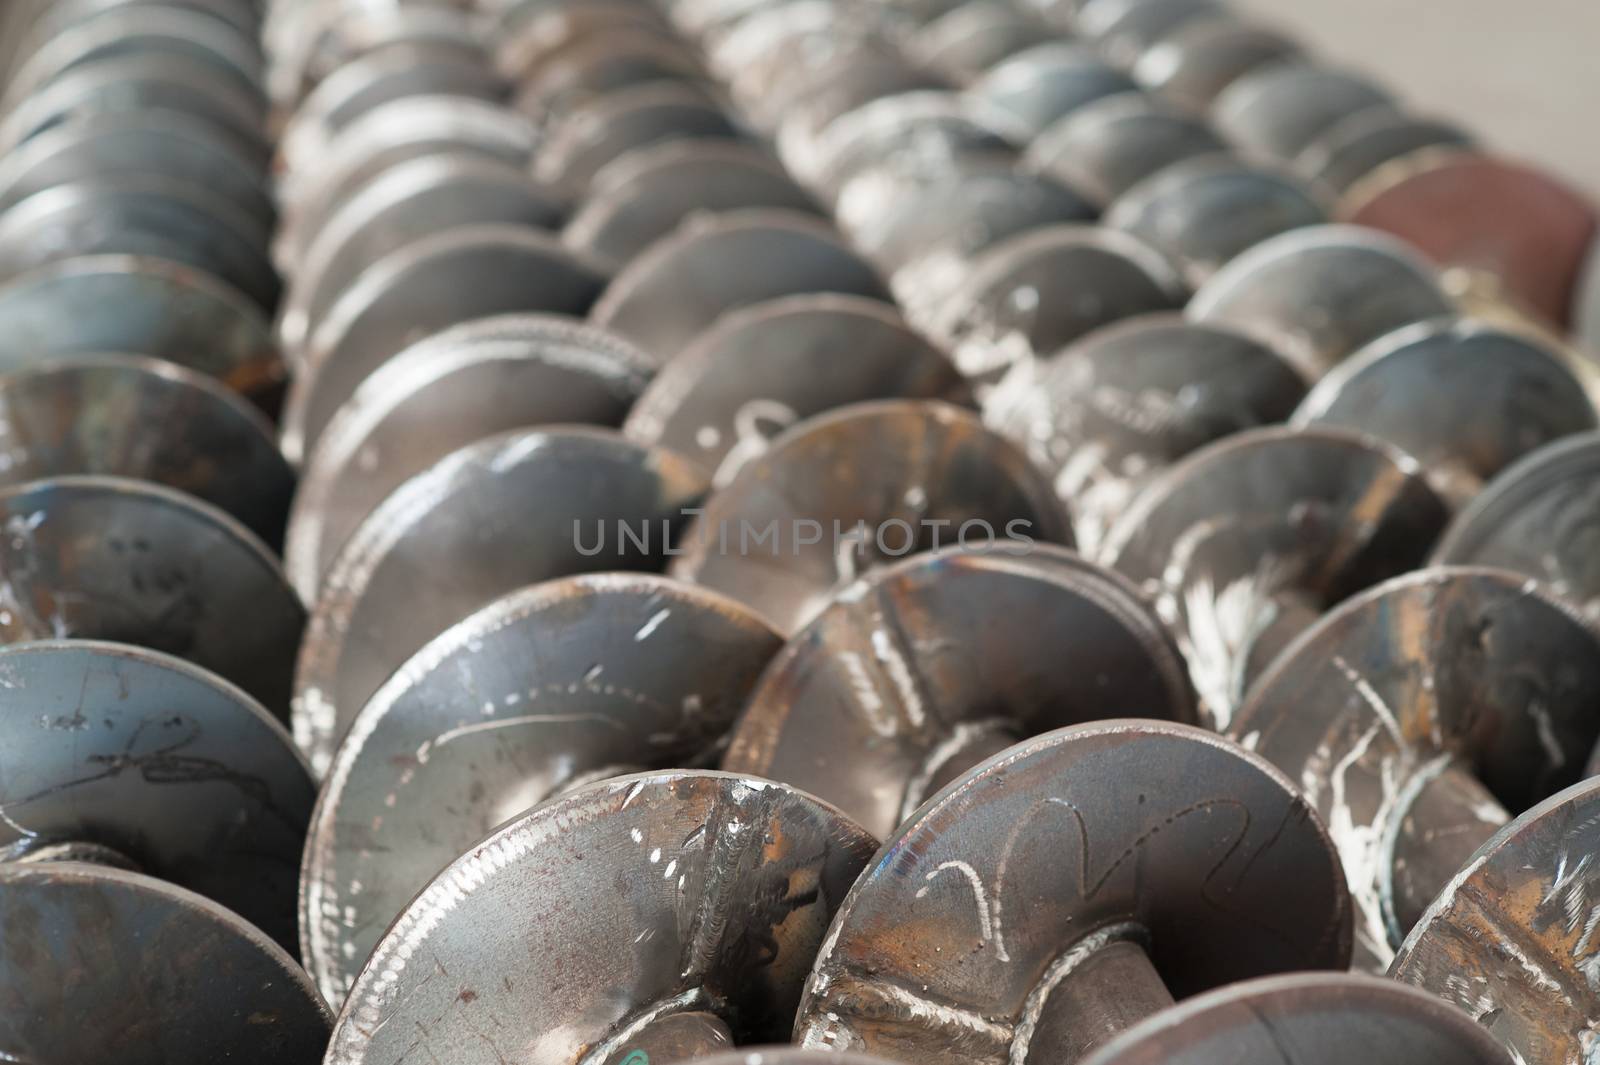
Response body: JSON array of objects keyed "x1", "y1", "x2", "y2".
[{"x1": 1235, "y1": 0, "x2": 1599, "y2": 198}]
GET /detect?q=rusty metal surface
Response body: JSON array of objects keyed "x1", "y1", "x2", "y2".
[
  {"x1": 1432, "y1": 431, "x2": 1600, "y2": 615},
  {"x1": 1131, "y1": 19, "x2": 1301, "y2": 112},
  {"x1": 1292, "y1": 317, "x2": 1596, "y2": 508},
  {"x1": 928, "y1": 224, "x2": 1185, "y2": 382},
  {"x1": 564, "y1": 139, "x2": 819, "y2": 272},
  {"x1": 292, "y1": 427, "x2": 706, "y2": 774},
  {"x1": 281, "y1": 225, "x2": 603, "y2": 464},
  {"x1": 1187, "y1": 225, "x2": 1453, "y2": 380},
  {"x1": 1391, "y1": 773, "x2": 1600, "y2": 1065},
  {"x1": 302, "y1": 573, "x2": 782, "y2": 1003},
  {"x1": 1231, "y1": 566, "x2": 1600, "y2": 971},
  {"x1": 0, "y1": 353, "x2": 293, "y2": 549},
  {"x1": 722, "y1": 545, "x2": 1196, "y2": 838},
  {"x1": 325, "y1": 772, "x2": 876, "y2": 1064},
  {"x1": 1081, "y1": 972, "x2": 1512, "y2": 1065},
  {"x1": 669, "y1": 399, "x2": 1071, "y2": 634},
  {"x1": 1100, "y1": 425, "x2": 1448, "y2": 730},
  {"x1": 623, "y1": 294, "x2": 969, "y2": 487},
  {"x1": 1104, "y1": 155, "x2": 1328, "y2": 288},
  {"x1": 589, "y1": 209, "x2": 893, "y2": 361},
  {"x1": 286, "y1": 314, "x2": 653, "y2": 602},
  {"x1": 1344, "y1": 152, "x2": 1600, "y2": 329},
  {"x1": 0, "y1": 476, "x2": 302, "y2": 719},
  {"x1": 0, "y1": 254, "x2": 282, "y2": 408},
  {"x1": 1022, "y1": 92, "x2": 1227, "y2": 207},
  {"x1": 987, "y1": 314, "x2": 1307, "y2": 552},
  {"x1": 0, "y1": 640, "x2": 312, "y2": 952},
  {"x1": 0, "y1": 863, "x2": 331, "y2": 1064},
  {"x1": 1212, "y1": 63, "x2": 1394, "y2": 162},
  {"x1": 796, "y1": 721, "x2": 1350, "y2": 1065}
]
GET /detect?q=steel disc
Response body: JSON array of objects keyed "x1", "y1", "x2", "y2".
[
  {"x1": 276, "y1": 96, "x2": 537, "y2": 268},
  {"x1": 0, "y1": 254, "x2": 281, "y2": 407},
  {"x1": 795, "y1": 722, "x2": 1351, "y2": 1063},
  {"x1": 859, "y1": 169, "x2": 1099, "y2": 323},
  {"x1": 967, "y1": 42, "x2": 1138, "y2": 138},
  {"x1": 987, "y1": 314, "x2": 1308, "y2": 553},
  {"x1": 1132, "y1": 18, "x2": 1301, "y2": 112},
  {"x1": 1233, "y1": 566, "x2": 1600, "y2": 967},
  {"x1": 286, "y1": 314, "x2": 653, "y2": 601},
  {"x1": 564, "y1": 139, "x2": 820, "y2": 273},
  {"x1": 512, "y1": 29, "x2": 710, "y2": 123},
  {"x1": 1081, "y1": 973, "x2": 1512, "y2": 1065},
  {"x1": 1100, "y1": 426, "x2": 1448, "y2": 730},
  {"x1": 589, "y1": 208, "x2": 892, "y2": 361},
  {"x1": 302, "y1": 574, "x2": 783, "y2": 1002},
  {"x1": 910, "y1": 0, "x2": 1047, "y2": 82},
  {"x1": 0, "y1": 640, "x2": 312, "y2": 951},
  {"x1": 292, "y1": 427, "x2": 706, "y2": 773},
  {"x1": 1104, "y1": 155, "x2": 1328, "y2": 288},
  {"x1": 668, "y1": 399, "x2": 1072, "y2": 634},
  {"x1": 0, "y1": 353, "x2": 293, "y2": 549},
  {"x1": 498, "y1": 0, "x2": 670, "y2": 84},
  {"x1": 1023, "y1": 92, "x2": 1227, "y2": 207},
  {"x1": 0, "y1": 52, "x2": 268, "y2": 159},
  {"x1": 1212, "y1": 64, "x2": 1394, "y2": 162},
  {"x1": 269, "y1": 4, "x2": 479, "y2": 108},
  {"x1": 535, "y1": 80, "x2": 748, "y2": 191},
  {"x1": 1391, "y1": 773, "x2": 1600, "y2": 1065},
  {"x1": 1076, "y1": 0, "x2": 1229, "y2": 68},
  {"x1": 324, "y1": 772, "x2": 876, "y2": 1064},
  {"x1": 1344, "y1": 153, "x2": 1599, "y2": 330},
  {"x1": 927, "y1": 224, "x2": 1186, "y2": 381},
  {"x1": 1293, "y1": 318, "x2": 1596, "y2": 507},
  {"x1": 278, "y1": 41, "x2": 503, "y2": 173},
  {"x1": 1187, "y1": 225, "x2": 1453, "y2": 379},
  {"x1": 807, "y1": 91, "x2": 1025, "y2": 203},
  {"x1": 772, "y1": 45, "x2": 946, "y2": 183},
  {"x1": 1430, "y1": 431, "x2": 1600, "y2": 616},
  {"x1": 623, "y1": 293, "x2": 969, "y2": 486},
  {"x1": 0, "y1": 476, "x2": 302, "y2": 717},
  {"x1": 0, "y1": 863, "x2": 330, "y2": 1064},
  {"x1": 29, "y1": 0, "x2": 262, "y2": 41},
  {"x1": 276, "y1": 153, "x2": 568, "y2": 358},
  {"x1": 4, "y1": 7, "x2": 265, "y2": 108},
  {"x1": 0, "y1": 109, "x2": 274, "y2": 228},
  {"x1": 282, "y1": 225, "x2": 603, "y2": 465},
  {"x1": 1295, "y1": 106, "x2": 1474, "y2": 197},
  {"x1": 0, "y1": 177, "x2": 278, "y2": 312},
  {"x1": 723, "y1": 546, "x2": 1196, "y2": 837}
]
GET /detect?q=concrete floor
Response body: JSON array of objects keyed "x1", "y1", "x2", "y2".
[{"x1": 1232, "y1": 0, "x2": 1599, "y2": 200}]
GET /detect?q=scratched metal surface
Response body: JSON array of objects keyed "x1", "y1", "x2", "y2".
[
  {"x1": 291, "y1": 425, "x2": 706, "y2": 774},
  {"x1": 325, "y1": 772, "x2": 877, "y2": 1064},
  {"x1": 0, "y1": 476, "x2": 303, "y2": 718},
  {"x1": 302, "y1": 573, "x2": 782, "y2": 1005},
  {"x1": 0, "y1": 863, "x2": 332, "y2": 1065},
  {"x1": 722, "y1": 545, "x2": 1196, "y2": 839},
  {"x1": 796, "y1": 722, "x2": 1351, "y2": 1064},
  {"x1": 669, "y1": 399, "x2": 1073, "y2": 636},
  {"x1": 1231, "y1": 567, "x2": 1600, "y2": 971},
  {"x1": 0, "y1": 640, "x2": 313, "y2": 953},
  {"x1": 1391, "y1": 774, "x2": 1600, "y2": 1065},
  {"x1": 1099, "y1": 425, "x2": 1448, "y2": 731}
]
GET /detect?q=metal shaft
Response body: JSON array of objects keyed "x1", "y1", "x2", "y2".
[
  {"x1": 1017, "y1": 925, "x2": 1176, "y2": 1065},
  {"x1": 1385, "y1": 758, "x2": 1507, "y2": 936}
]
